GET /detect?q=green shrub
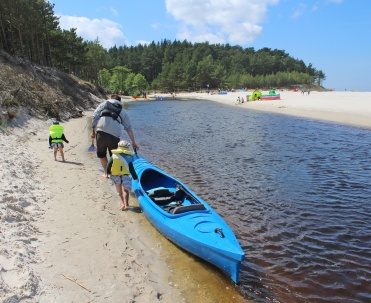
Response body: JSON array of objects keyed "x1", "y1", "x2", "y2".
[{"x1": 3, "y1": 96, "x2": 20, "y2": 107}]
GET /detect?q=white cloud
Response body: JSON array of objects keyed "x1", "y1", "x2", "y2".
[
  {"x1": 151, "y1": 23, "x2": 160, "y2": 30},
  {"x1": 110, "y1": 7, "x2": 119, "y2": 17},
  {"x1": 165, "y1": 0, "x2": 278, "y2": 45},
  {"x1": 327, "y1": 0, "x2": 343, "y2": 3},
  {"x1": 58, "y1": 15, "x2": 128, "y2": 49},
  {"x1": 312, "y1": 3, "x2": 319, "y2": 12},
  {"x1": 294, "y1": 0, "x2": 342, "y2": 18},
  {"x1": 292, "y1": 3, "x2": 307, "y2": 19}
]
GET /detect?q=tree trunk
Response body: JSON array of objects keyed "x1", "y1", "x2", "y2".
[{"x1": 0, "y1": 13, "x2": 9, "y2": 52}]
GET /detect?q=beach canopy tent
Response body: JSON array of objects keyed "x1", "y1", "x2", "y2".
[{"x1": 249, "y1": 90, "x2": 262, "y2": 101}]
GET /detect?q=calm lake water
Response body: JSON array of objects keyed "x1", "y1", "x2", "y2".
[{"x1": 124, "y1": 99, "x2": 371, "y2": 303}]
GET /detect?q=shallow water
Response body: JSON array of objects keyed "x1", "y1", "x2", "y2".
[{"x1": 125, "y1": 99, "x2": 371, "y2": 303}]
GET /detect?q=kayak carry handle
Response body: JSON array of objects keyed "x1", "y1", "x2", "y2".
[
  {"x1": 215, "y1": 228, "x2": 225, "y2": 238},
  {"x1": 129, "y1": 162, "x2": 138, "y2": 181},
  {"x1": 128, "y1": 148, "x2": 139, "y2": 180}
]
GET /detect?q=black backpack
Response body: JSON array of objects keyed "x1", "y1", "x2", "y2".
[{"x1": 100, "y1": 101, "x2": 122, "y2": 122}]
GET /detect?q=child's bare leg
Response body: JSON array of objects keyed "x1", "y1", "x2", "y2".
[
  {"x1": 53, "y1": 146, "x2": 58, "y2": 161},
  {"x1": 123, "y1": 187, "x2": 130, "y2": 208},
  {"x1": 115, "y1": 184, "x2": 126, "y2": 210},
  {"x1": 59, "y1": 146, "x2": 65, "y2": 161}
]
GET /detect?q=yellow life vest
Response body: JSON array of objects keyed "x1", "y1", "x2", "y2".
[
  {"x1": 49, "y1": 125, "x2": 64, "y2": 143},
  {"x1": 110, "y1": 148, "x2": 134, "y2": 176}
]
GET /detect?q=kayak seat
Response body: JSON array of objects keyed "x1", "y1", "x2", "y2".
[
  {"x1": 152, "y1": 196, "x2": 175, "y2": 205},
  {"x1": 147, "y1": 188, "x2": 176, "y2": 206},
  {"x1": 171, "y1": 204, "x2": 206, "y2": 215}
]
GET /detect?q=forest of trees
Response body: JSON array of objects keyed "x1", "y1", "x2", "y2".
[{"x1": 0, "y1": 0, "x2": 326, "y2": 95}]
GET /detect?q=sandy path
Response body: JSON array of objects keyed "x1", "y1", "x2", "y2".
[{"x1": 0, "y1": 113, "x2": 185, "y2": 303}]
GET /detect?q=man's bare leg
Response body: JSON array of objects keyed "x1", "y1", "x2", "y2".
[{"x1": 100, "y1": 157, "x2": 109, "y2": 178}]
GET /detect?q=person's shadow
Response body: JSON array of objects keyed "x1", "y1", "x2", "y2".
[{"x1": 62, "y1": 161, "x2": 83, "y2": 165}]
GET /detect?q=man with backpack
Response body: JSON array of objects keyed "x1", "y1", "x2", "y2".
[{"x1": 92, "y1": 94, "x2": 139, "y2": 178}]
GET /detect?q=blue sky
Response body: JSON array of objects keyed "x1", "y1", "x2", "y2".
[{"x1": 50, "y1": 0, "x2": 371, "y2": 91}]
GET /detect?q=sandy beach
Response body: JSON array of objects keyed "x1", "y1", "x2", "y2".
[
  {"x1": 1, "y1": 90, "x2": 370, "y2": 303},
  {"x1": 0, "y1": 114, "x2": 188, "y2": 303},
  {"x1": 172, "y1": 90, "x2": 371, "y2": 129}
]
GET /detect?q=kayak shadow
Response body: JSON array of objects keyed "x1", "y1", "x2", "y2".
[{"x1": 128, "y1": 206, "x2": 142, "y2": 213}]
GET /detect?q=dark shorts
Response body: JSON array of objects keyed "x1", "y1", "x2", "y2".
[{"x1": 96, "y1": 131, "x2": 120, "y2": 158}]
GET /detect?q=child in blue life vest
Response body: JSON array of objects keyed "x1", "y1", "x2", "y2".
[
  {"x1": 106, "y1": 140, "x2": 134, "y2": 211},
  {"x1": 49, "y1": 120, "x2": 69, "y2": 161}
]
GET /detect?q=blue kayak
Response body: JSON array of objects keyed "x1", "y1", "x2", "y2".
[{"x1": 129, "y1": 154, "x2": 245, "y2": 283}]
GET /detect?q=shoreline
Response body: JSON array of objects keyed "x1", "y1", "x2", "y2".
[{"x1": 149, "y1": 90, "x2": 371, "y2": 129}]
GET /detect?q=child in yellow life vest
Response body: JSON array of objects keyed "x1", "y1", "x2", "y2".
[
  {"x1": 106, "y1": 140, "x2": 134, "y2": 211},
  {"x1": 49, "y1": 120, "x2": 69, "y2": 161}
]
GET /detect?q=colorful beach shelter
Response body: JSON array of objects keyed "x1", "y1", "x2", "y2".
[
  {"x1": 269, "y1": 89, "x2": 276, "y2": 95},
  {"x1": 249, "y1": 90, "x2": 262, "y2": 101}
]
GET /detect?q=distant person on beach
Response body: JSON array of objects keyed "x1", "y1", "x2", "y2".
[
  {"x1": 237, "y1": 96, "x2": 240, "y2": 103},
  {"x1": 92, "y1": 94, "x2": 139, "y2": 178},
  {"x1": 49, "y1": 120, "x2": 69, "y2": 161},
  {"x1": 106, "y1": 140, "x2": 134, "y2": 211}
]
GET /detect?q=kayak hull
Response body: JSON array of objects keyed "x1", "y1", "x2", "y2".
[{"x1": 131, "y1": 156, "x2": 245, "y2": 283}]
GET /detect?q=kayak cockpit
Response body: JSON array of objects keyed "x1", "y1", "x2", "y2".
[
  {"x1": 142, "y1": 169, "x2": 208, "y2": 215},
  {"x1": 146, "y1": 185, "x2": 207, "y2": 215}
]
